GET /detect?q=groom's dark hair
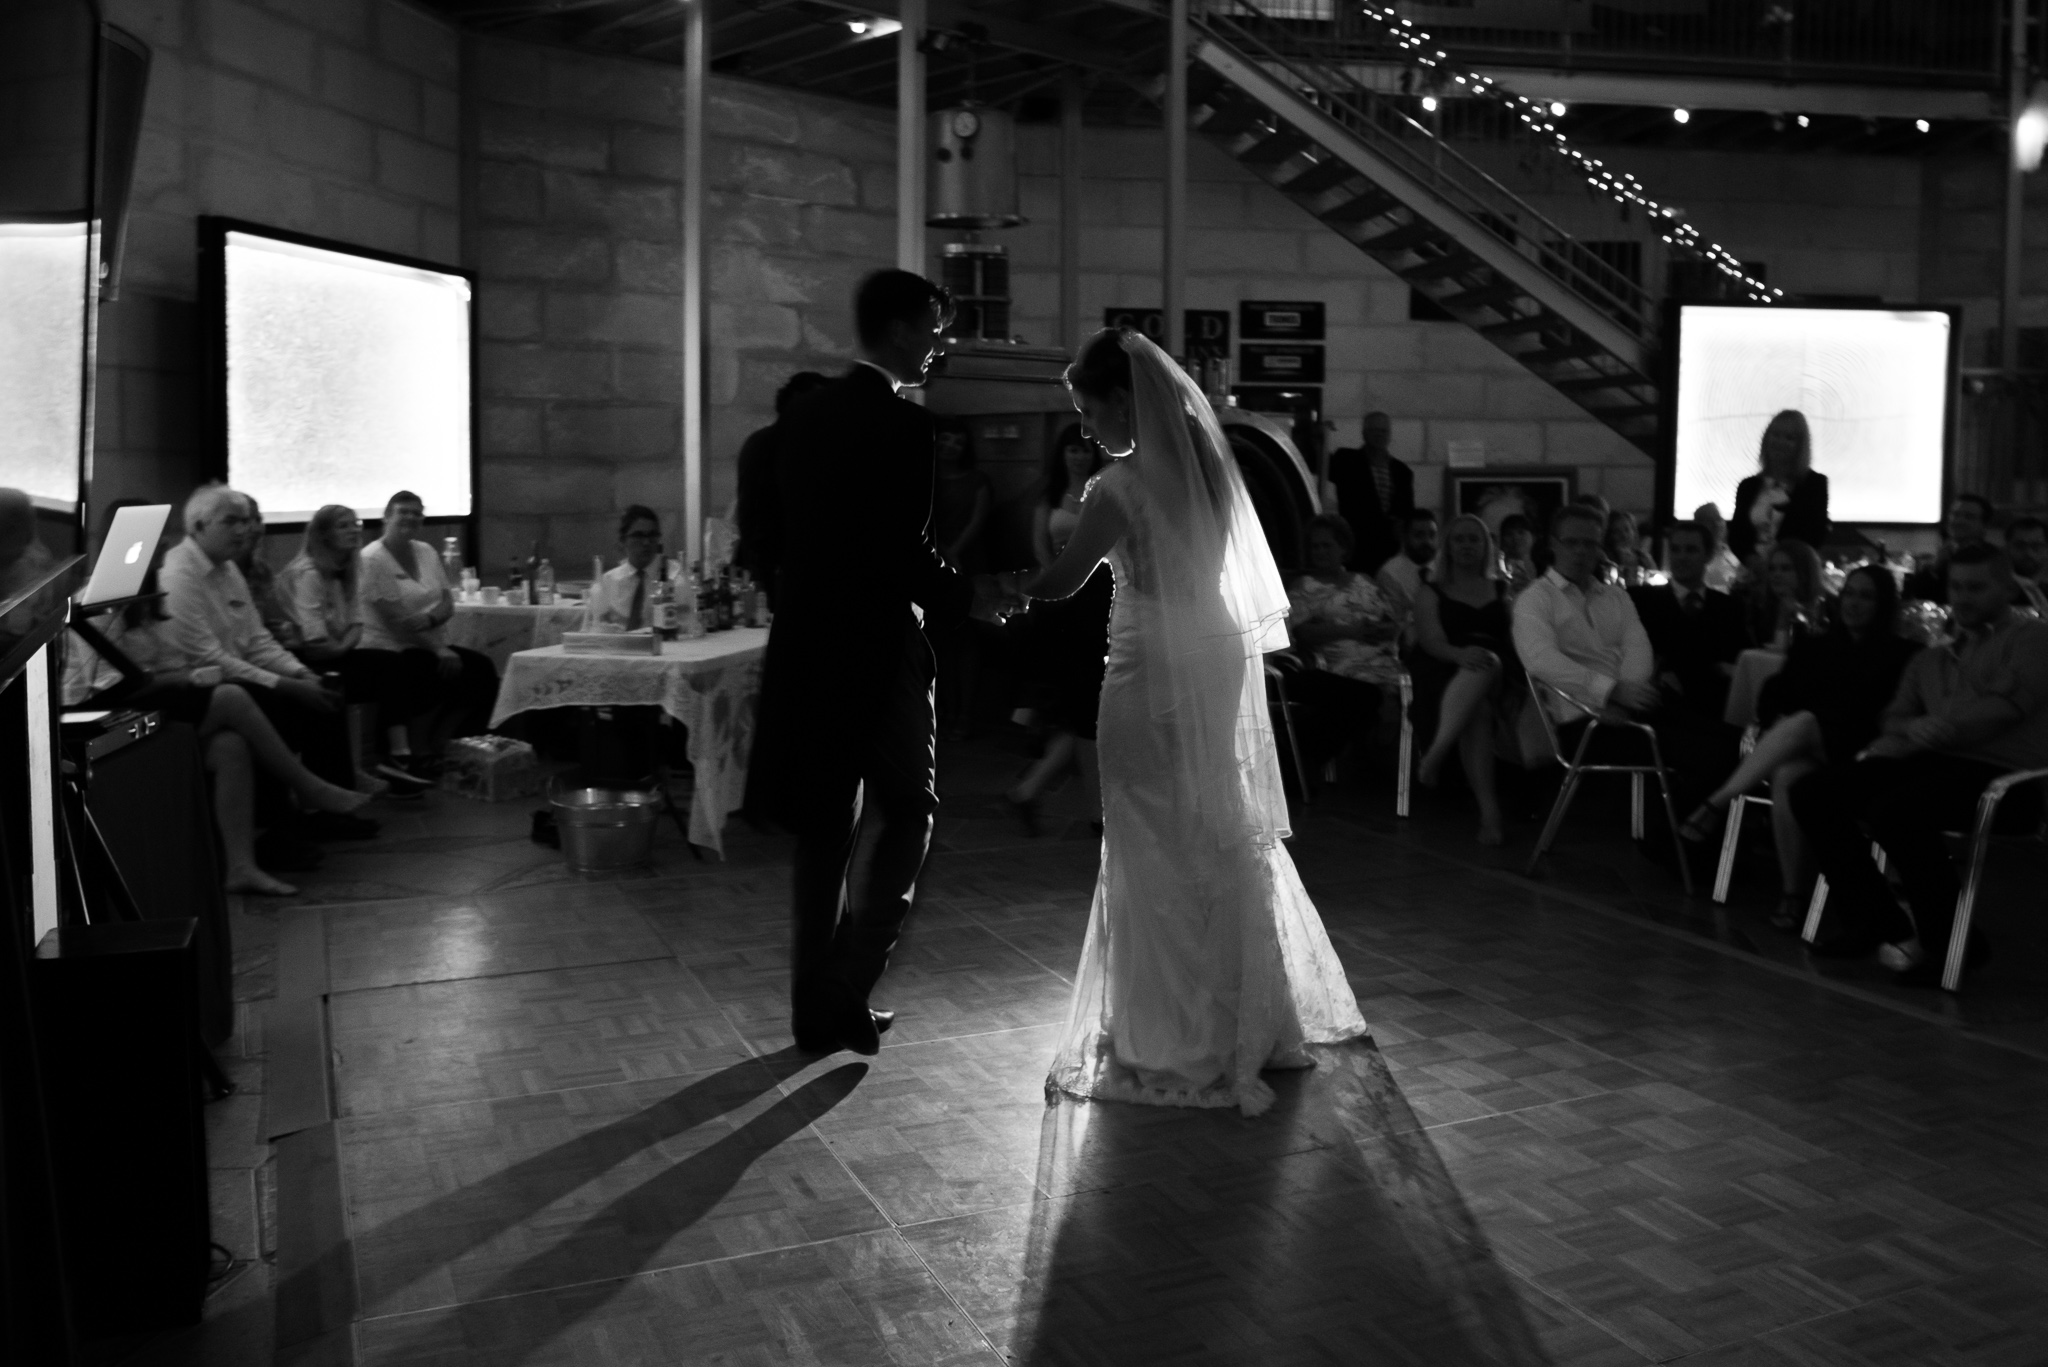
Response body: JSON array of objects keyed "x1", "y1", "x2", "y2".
[{"x1": 855, "y1": 270, "x2": 952, "y2": 350}]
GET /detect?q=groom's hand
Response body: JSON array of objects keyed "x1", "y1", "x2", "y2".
[{"x1": 969, "y1": 572, "x2": 1028, "y2": 622}]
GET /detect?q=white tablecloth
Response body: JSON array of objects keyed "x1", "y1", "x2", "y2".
[
  {"x1": 447, "y1": 602, "x2": 588, "y2": 674},
  {"x1": 1722, "y1": 647, "x2": 1788, "y2": 730},
  {"x1": 490, "y1": 629, "x2": 768, "y2": 855}
]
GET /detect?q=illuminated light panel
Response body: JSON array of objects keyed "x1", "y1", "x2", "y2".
[{"x1": 0, "y1": 222, "x2": 90, "y2": 511}]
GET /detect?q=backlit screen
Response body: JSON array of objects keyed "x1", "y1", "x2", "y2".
[
  {"x1": 1673, "y1": 304, "x2": 1951, "y2": 527},
  {"x1": 0, "y1": 221, "x2": 89, "y2": 511},
  {"x1": 223, "y1": 228, "x2": 472, "y2": 523}
]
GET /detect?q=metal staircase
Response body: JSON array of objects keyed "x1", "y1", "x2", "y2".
[{"x1": 1187, "y1": 10, "x2": 1665, "y2": 453}]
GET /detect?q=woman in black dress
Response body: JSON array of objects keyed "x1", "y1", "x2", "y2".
[
  {"x1": 1413, "y1": 513, "x2": 1521, "y2": 845},
  {"x1": 1679, "y1": 564, "x2": 1922, "y2": 927},
  {"x1": 1729, "y1": 409, "x2": 1830, "y2": 566},
  {"x1": 1007, "y1": 424, "x2": 1114, "y2": 834}
]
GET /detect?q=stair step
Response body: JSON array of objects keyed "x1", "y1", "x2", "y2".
[
  {"x1": 1240, "y1": 129, "x2": 1311, "y2": 164},
  {"x1": 1553, "y1": 374, "x2": 1643, "y2": 394},
  {"x1": 1281, "y1": 158, "x2": 1360, "y2": 197},
  {"x1": 1361, "y1": 221, "x2": 1442, "y2": 253},
  {"x1": 1480, "y1": 314, "x2": 1558, "y2": 338},
  {"x1": 1439, "y1": 283, "x2": 1525, "y2": 312},
  {"x1": 1402, "y1": 253, "x2": 1484, "y2": 283},
  {"x1": 1196, "y1": 97, "x2": 1267, "y2": 140},
  {"x1": 1518, "y1": 342, "x2": 1603, "y2": 366},
  {"x1": 1322, "y1": 188, "x2": 1400, "y2": 223},
  {"x1": 1593, "y1": 404, "x2": 1660, "y2": 420}
]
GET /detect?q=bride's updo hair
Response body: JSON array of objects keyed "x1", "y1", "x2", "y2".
[{"x1": 1065, "y1": 328, "x2": 1133, "y2": 399}]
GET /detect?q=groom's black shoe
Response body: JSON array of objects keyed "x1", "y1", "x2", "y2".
[
  {"x1": 792, "y1": 1002, "x2": 885, "y2": 1056},
  {"x1": 872, "y1": 1009, "x2": 895, "y2": 1036}
]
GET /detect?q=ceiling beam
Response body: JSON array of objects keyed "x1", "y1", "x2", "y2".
[{"x1": 800, "y1": 0, "x2": 1152, "y2": 78}]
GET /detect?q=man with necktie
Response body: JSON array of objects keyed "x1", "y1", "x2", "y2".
[
  {"x1": 589, "y1": 505, "x2": 665, "y2": 628},
  {"x1": 1630, "y1": 520, "x2": 1752, "y2": 724}
]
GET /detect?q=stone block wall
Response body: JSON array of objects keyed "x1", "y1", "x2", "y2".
[
  {"x1": 92, "y1": 0, "x2": 462, "y2": 516},
  {"x1": 469, "y1": 37, "x2": 897, "y2": 573}
]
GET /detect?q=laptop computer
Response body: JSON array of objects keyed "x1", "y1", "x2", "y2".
[{"x1": 78, "y1": 504, "x2": 171, "y2": 609}]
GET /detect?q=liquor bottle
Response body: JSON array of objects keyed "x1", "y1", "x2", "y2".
[
  {"x1": 649, "y1": 572, "x2": 677, "y2": 639},
  {"x1": 680, "y1": 565, "x2": 705, "y2": 638},
  {"x1": 535, "y1": 559, "x2": 556, "y2": 606},
  {"x1": 525, "y1": 546, "x2": 541, "y2": 606},
  {"x1": 441, "y1": 536, "x2": 462, "y2": 582},
  {"x1": 714, "y1": 567, "x2": 733, "y2": 630},
  {"x1": 506, "y1": 554, "x2": 525, "y2": 603}
]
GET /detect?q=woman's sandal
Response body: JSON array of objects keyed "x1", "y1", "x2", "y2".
[{"x1": 1677, "y1": 804, "x2": 1720, "y2": 845}]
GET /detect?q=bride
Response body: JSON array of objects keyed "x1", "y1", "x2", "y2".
[{"x1": 1016, "y1": 329, "x2": 1368, "y2": 1117}]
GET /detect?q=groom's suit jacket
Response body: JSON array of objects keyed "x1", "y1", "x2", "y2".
[{"x1": 744, "y1": 363, "x2": 973, "y2": 823}]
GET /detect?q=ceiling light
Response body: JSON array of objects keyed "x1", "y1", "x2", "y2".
[
  {"x1": 1421, "y1": 95, "x2": 1438, "y2": 112},
  {"x1": 846, "y1": 16, "x2": 900, "y2": 37},
  {"x1": 1672, "y1": 108, "x2": 1690, "y2": 124},
  {"x1": 1550, "y1": 101, "x2": 1566, "y2": 117},
  {"x1": 1796, "y1": 114, "x2": 1810, "y2": 128},
  {"x1": 1916, "y1": 118, "x2": 1931, "y2": 133},
  {"x1": 846, "y1": 18, "x2": 866, "y2": 32}
]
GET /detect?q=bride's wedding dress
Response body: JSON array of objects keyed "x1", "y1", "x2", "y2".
[{"x1": 1045, "y1": 337, "x2": 1368, "y2": 1118}]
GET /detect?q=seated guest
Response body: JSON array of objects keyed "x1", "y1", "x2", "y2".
[
  {"x1": 1693, "y1": 502, "x2": 1743, "y2": 591},
  {"x1": 587, "y1": 505, "x2": 667, "y2": 629},
  {"x1": 1730, "y1": 409, "x2": 1829, "y2": 567},
  {"x1": 1750, "y1": 538, "x2": 1829, "y2": 649},
  {"x1": 1603, "y1": 510, "x2": 1651, "y2": 586},
  {"x1": 236, "y1": 496, "x2": 300, "y2": 650},
  {"x1": 1286, "y1": 514, "x2": 1403, "y2": 777},
  {"x1": 1374, "y1": 507, "x2": 1438, "y2": 640},
  {"x1": 1513, "y1": 504, "x2": 1656, "y2": 725},
  {"x1": 1792, "y1": 545, "x2": 2048, "y2": 985},
  {"x1": 1573, "y1": 491, "x2": 1611, "y2": 521},
  {"x1": 278, "y1": 505, "x2": 429, "y2": 793},
  {"x1": 1679, "y1": 565, "x2": 1921, "y2": 928},
  {"x1": 162, "y1": 483, "x2": 369, "y2": 833},
  {"x1": 1631, "y1": 521, "x2": 1751, "y2": 724},
  {"x1": 359, "y1": 490, "x2": 499, "y2": 759},
  {"x1": 1497, "y1": 513, "x2": 1537, "y2": 592},
  {"x1": 67, "y1": 544, "x2": 371, "y2": 895},
  {"x1": 1413, "y1": 514, "x2": 1520, "y2": 845},
  {"x1": 2004, "y1": 515, "x2": 2048, "y2": 613},
  {"x1": 1904, "y1": 493, "x2": 1993, "y2": 604}
]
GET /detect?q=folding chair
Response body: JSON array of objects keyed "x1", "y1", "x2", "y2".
[
  {"x1": 1524, "y1": 675, "x2": 1693, "y2": 896},
  {"x1": 1265, "y1": 659, "x2": 1312, "y2": 811},
  {"x1": 1395, "y1": 669, "x2": 1414, "y2": 818},
  {"x1": 1800, "y1": 766, "x2": 2048, "y2": 991},
  {"x1": 1266, "y1": 658, "x2": 1412, "y2": 817}
]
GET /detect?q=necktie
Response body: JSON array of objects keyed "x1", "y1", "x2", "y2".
[
  {"x1": 627, "y1": 571, "x2": 646, "y2": 630},
  {"x1": 1370, "y1": 456, "x2": 1393, "y2": 513}
]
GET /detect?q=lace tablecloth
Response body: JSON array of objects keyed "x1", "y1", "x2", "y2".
[
  {"x1": 447, "y1": 602, "x2": 589, "y2": 674},
  {"x1": 1722, "y1": 647, "x2": 1787, "y2": 729},
  {"x1": 490, "y1": 629, "x2": 767, "y2": 855}
]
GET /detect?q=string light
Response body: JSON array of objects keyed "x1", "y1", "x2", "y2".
[{"x1": 1351, "y1": 3, "x2": 1780, "y2": 303}]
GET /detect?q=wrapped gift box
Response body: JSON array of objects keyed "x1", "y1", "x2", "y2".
[{"x1": 441, "y1": 735, "x2": 542, "y2": 802}]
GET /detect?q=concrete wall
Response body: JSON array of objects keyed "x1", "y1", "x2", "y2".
[
  {"x1": 469, "y1": 38, "x2": 898, "y2": 573},
  {"x1": 1005, "y1": 127, "x2": 1939, "y2": 520},
  {"x1": 92, "y1": 0, "x2": 462, "y2": 518}
]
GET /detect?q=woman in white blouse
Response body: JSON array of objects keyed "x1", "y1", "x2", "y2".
[
  {"x1": 358, "y1": 491, "x2": 499, "y2": 763},
  {"x1": 1283, "y1": 513, "x2": 1402, "y2": 781}
]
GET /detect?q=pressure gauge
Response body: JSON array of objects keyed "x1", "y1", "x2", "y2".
[{"x1": 950, "y1": 108, "x2": 982, "y2": 140}]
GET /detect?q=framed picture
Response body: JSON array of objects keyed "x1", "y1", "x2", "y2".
[{"x1": 1444, "y1": 467, "x2": 1577, "y2": 540}]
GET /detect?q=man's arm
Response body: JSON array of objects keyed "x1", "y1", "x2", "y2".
[
  {"x1": 1617, "y1": 592, "x2": 1654, "y2": 684},
  {"x1": 1512, "y1": 585, "x2": 1616, "y2": 711},
  {"x1": 894, "y1": 406, "x2": 972, "y2": 623},
  {"x1": 1930, "y1": 628, "x2": 2048, "y2": 749},
  {"x1": 1880, "y1": 653, "x2": 1929, "y2": 738},
  {"x1": 161, "y1": 556, "x2": 286, "y2": 689}
]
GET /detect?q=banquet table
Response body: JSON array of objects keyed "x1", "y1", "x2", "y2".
[
  {"x1": 490, "y1": 628, "x2": 768, "y2": 856},
  {"x1": 1722, "y1": 647, "x2": 1788, "y2": 730},
  {"x1": 448, "y1": 601, "x2": 588, "y2": 674}
]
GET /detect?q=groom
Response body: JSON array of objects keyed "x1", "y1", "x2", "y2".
[{"x1": 744, "y1": 269, "x2": 1011, "y2": 1056}]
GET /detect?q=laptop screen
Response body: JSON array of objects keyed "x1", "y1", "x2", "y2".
[{"x1": 79, "y1": 504, "x2": 171, "y2": 608}]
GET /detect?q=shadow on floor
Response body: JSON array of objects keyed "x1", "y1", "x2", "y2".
[{"x1": 1012, "y1": 1041, "x2": 1554, "y2": 1366}]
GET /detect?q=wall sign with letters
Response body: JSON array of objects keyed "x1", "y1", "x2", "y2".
[
  {"x1": 1101, "y1": 307, "x2": 1232, "y2": 359},
  {"x1": 1239, "y1": 300, "x2": 1325, "y2": 341}
]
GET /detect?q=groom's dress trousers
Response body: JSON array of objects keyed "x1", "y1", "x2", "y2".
[{"x1": 743, "y1": 364, "x2": 973, "y2": 1030}]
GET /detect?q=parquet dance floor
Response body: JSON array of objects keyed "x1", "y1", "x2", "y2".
[{"x1": 191, "y1": 736, "x2": 2048, "y2": 1366}]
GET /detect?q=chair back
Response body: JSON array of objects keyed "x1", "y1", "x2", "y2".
[{"x1": 1525, "y1": 674, "x2": 1576, "y2": 767}]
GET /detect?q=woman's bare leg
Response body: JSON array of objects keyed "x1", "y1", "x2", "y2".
[
  {"x1": 1011, "y1": 730, "x2": 1077, "y2": 805},
  {"x1": 1704, "y1": 711, "x2": 1823, "y2": 809},
  {"x1": 1419, "y1": 659, "x2": 1500, "y2": 786},
  {"x1": 1456, "y1": 685, "x2": 1505, "y2": 843},
  {"x1": 1768, "y1": 756, "x2": 1821, "y2": 897},
  {"x1": 207, "y1": 732, "x2": 296, "y2": 896},
  {"x1": 203, "y1": 684, "x2": 369, "y2": 815}
]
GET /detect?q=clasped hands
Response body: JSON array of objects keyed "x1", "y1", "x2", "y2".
[{"x1": 970, "y1": 571, "x2": 1031, "y2": 624}]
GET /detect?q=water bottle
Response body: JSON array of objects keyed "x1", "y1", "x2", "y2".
[
  {"x1": 442, "y1": 536, "x2": 461, "y2": 582},
  {"x1": 535, "y1": 558, "x2": 556, "y2": 605}
]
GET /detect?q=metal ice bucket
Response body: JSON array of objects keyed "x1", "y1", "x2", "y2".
[{"x1": 549, "y1": 785, "x2": 661, "y2": 872}]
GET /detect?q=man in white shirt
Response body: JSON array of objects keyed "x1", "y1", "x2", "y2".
[
  {"x1": 1514, "y1": 503, "x2": 1731, "y2": 854},
  {"x1": 163, "y1": 484, "x2": 371, "y2": 830},
  {"x1": 1374, "y1": 508, "x2": 1438, "y2": 642},
  {"x1": 588, "y1": 505, "x2": 666, "y2": 628}
]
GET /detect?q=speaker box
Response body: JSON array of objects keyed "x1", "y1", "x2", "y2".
[{"x1": 32, "y1": 920, "x2": 209, "y2": 1338}]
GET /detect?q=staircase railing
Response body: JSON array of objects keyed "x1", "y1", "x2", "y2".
[{"x1": 1194, "y1": 2, "x2": 1657, "y2": 347}]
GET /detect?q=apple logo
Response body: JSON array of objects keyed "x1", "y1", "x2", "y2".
[{"x1": 123, "y1": 540, "x2": 143, "y2": 565}]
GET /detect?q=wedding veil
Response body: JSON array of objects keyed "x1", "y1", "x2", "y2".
[{"x1": 1115, "y1": 331, "x2": 1295, "y2": 847}]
